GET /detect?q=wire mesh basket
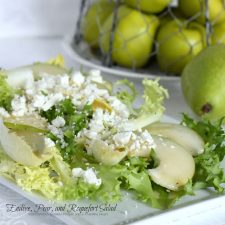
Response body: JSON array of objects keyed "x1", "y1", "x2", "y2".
[{"x1": 73, "y1": 0, "x2": 225, "y2": 77}]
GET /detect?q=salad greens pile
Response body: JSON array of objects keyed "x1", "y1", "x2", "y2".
[
  {"x1": 40, "y1": 99, "x2": 93, "y2": 163},
  {"x1": 0, "y1": 58, "x2": 225, "y2": 210}
]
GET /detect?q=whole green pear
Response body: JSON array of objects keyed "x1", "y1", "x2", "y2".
[
  {"x1": 124, "y1": 0, "x2": 172, "y2": 14},
  {"x1": 178, "y1": 0, "x2": 225, "y2": 25},
  {"x1": 211, "y1": 22, "x2": 225, "y2": 44},
  {"x1": 100, "y1": 5, "x2": 159, "y2": 68},
  {"x1": 156, "y1": 20, "x2": 206, "y2": 75},
  {"x1": 81, "y1": 0, "x2": 115, "y2": 48},
  {"x1": 181, "y1": 44, "x2": 225, "y2": 120}
]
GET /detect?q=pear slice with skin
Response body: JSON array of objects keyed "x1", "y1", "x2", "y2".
[
  {"x1": 4, "y1": 115, "x2": 47, "y2": 133},
  {"x1": 4, "y1": 63, "x2": 67, "y2": 89},
  {"x1": 146, "y1": 122, "x2": 204, "y2": 156},
  {"x1": 148, "y1": 135, "x2": 195, "y2": 191},
  {"x1": 0, "y1": 119, "x2": 53, "y2": 166}
]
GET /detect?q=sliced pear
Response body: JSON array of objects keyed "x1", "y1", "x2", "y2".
[
  {"x1": 92, "y1": 99, "x2": 112, "y2": 112},
  {"x1": 87, "y1": 140, "x2": 127, "y2": 165},
  {"x1": 147, "y1": 123, "x2": 204, "y2": 156},
  {"x1": 4, "y1": 115, "x2": 47, "y2": 133},
  {"x1": 16, "y1": 130, "x2": 46, "y2": 153},
  {"x1": 5, "y1": 63, "x2": 67, "y2": 89},
  {"x1": 128, "y1": 148, "x2": 152, "y2": 158},
  {"x1": 5, "y1": 67, "x2": 34, "y2": 89},
  {"x1": 148, "y1": 135, "x2": 195, "y2": 191},
  {"x1": 0, "y1": 119, "x2": 52, "y2": 166}
]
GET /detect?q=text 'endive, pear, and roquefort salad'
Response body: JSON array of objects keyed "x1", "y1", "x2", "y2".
[{"x1": 0, "y1": 56, "x2": 225, "y2": 209}]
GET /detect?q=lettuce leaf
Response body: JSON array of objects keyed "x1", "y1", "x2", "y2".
[
  {"x1": 182, "y1": 114, "x2": 225, "y2": 192},
  {"x1": 47, "y1": 54, "x2": 65, "y2": 68},
  {"x1": 120, "y1": 79, "x2": 169, "y2": 131},
  {"x1": 0, "y1": 151, "x2": 62, "y2": 199},
  {"x1": 114, "y1": 79, "x2": 138, "y2": 115},
  {"x1": 0, "y1": 72, "x2": 14, "y2": 111},
  {"x1": 41, "y1": 99, "x2": 93, "y2": 163}
]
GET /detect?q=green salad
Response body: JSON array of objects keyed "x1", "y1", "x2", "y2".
[{"x1": 0, "y1": 56, "x2": 225, "y2": 209}]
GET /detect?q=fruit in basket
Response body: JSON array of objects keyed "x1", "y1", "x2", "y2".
[
  {"x1": 124, "y1": 0, "x2": 172, "y2": 14},
  {"x1": 211, "y1": 22, "x2": 225, "y2": 44},
  {"x1": 100, "y1": 5, "x2": 159, "y2": 68},
  {"x1": 81, "y1": 0, "x2": 115, "y2": 48},
  {"x1": 156, "y1": 20, "x2": 206, "y2": 75},
  {"x1": 181, "y1": 44, "x2": 225, "y2": 120},
  {"x1": 178, "y1": 0, "x2": 225, "y2": 25}
]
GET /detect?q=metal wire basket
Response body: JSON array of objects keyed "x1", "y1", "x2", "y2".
[{"x1": 73, "y1": 0, "x2": 225, "y2": 76}]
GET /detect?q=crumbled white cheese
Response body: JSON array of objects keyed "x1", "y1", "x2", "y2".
[
  {"x1": 72, "y1": 167, "x2": 102, "y2": 186},
  {"x1": 72, "y1": 168, "x2": 84, "y2": 177},
  {"x1": 71, "y1": 71, "x2": 85, "y2": 86},
  {"x1": 129, "y1": 130, "x2": 156, "y2": 153},
  {"x1": 44, "y1": 137, "x2": 55, "y2": 148},
  {"x1": 88, "y1": 69, "x2": 103, "y2": 83},
  {"x1": 51, "y1": 116, "x2": 65, "y2": 128},
  {"x1": 58, "y1": 75, "x2": 69, "y2": 88},
  {"x1": 11, "y1": 95, "x2": 28, "y2": 117},
  {"x1": 113, "y1": 132, "x2": 132, "y2": 146},
  {"x1": 83, "y1": 168, "x2": 102, "y2": 186},
  {"x1": 108, "y1": 96, "x2": 130, "y2": 119},
  {"x1": 41, "y1": 93, "x2": 65, "y2": 111},
  {"x1": 32, "y1": 95, "x2": 48, "y2": 108},
  {"x1": 0, "y1": 107, "x2": 10, "y2": 118},
  {"x1": 48, "y1": 123, "x2": 67, "y2": 148}
]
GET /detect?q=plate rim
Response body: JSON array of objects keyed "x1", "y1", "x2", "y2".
[{"x1": 62, "y1": 36, "x2": 180, "y2": 81}]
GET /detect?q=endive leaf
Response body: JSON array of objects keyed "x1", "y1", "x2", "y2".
[{"x1": 0, "y1": 119, "x2": 52, "y2": 166}]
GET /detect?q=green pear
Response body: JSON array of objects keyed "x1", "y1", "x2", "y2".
[
  {"x1": 181, "y1": 44, "x2": 225, "y2": 120},
  {"x1": 211, "y1": 22, "x2": 225, "y2": 44},
  {"x1": 81, "y1": 0, "x2": 115, "y2": 48},
  {"x1": 178, "y1": 0, "x2": 225, "y2": 25},
  {"x1": 156, "y1": 20, "x2": 206, "y2": 75},
  {"x1": 100, "y1": 5, "x2": 159, "y2": 68},
  {"x1": 124, "y1": 0, "x2": 172, "y2": 14}
]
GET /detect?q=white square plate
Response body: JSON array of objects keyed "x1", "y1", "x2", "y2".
[{"x1": 0, "y1": 115, "x2": 225, "y2": 225}]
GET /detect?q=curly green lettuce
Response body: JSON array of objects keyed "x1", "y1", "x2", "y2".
[
  {"x1": 0, "y1": 72, "x2": 14, "y2": 111},
  {"x1": 120, "y1": 79, "x2": 169, "y2": 131},
  {"x1": 182, "y1": 114, "x2": 225, "y2": 192}
]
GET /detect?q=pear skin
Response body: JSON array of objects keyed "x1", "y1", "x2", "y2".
[
  {"x1": 181, "y1": 44, "x2": 225, "y2": 120},
  {"x1": 211, "y1": 22, "x2": 225, "y2": 44},
  {"x1": 179, "y1": 0, "x2": 225, "y2": 25},
  {"x1": 100, "y1": 5, "x2": 159, "y2": 68},
  {"x1": 81, "y1": 0, "x2": 115, "y2": 48},
  {"x1": 124, "y1": 0, "x2": 172, "y2": 14},
  {"x1": 157, "y1": 20, "x2": 206, "y2": 74}
]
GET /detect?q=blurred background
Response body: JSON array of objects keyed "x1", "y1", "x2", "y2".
[
  {"x1": 0, "y1": 0, "x2": 78, "y2": 37},
  {"x1": 73, "y1": 0, "x2": 225, "y2": 76}
]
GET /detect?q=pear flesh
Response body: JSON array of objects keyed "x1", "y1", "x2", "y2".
[
  {"x1": 0, "y1": 119, "x2": 52, "y2": 166},
  {"x1": 148, "y1": 135, "x2": 195, "y2": 191},
  {"x1": 87, "y1": 139, "x2": 127, "y2": 166},
  {"x1": 147, "y1": 123, "x2": 204, "y2": 156}
]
